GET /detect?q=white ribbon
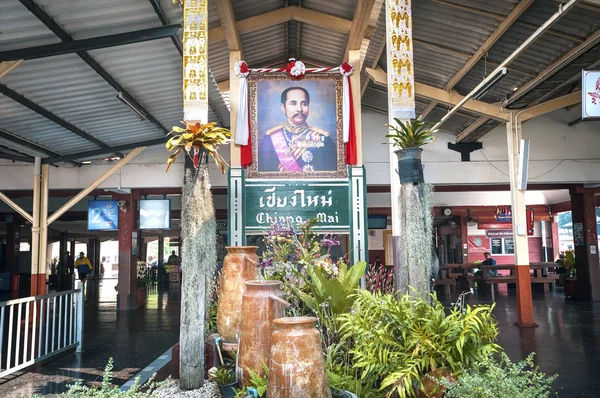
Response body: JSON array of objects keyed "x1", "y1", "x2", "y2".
[
  {"x1": 234, "y1": 76, "x2": 249, "y2": 145},
  {"x1": 342, "y1": 76, "x2": 350, "y2": 143}
]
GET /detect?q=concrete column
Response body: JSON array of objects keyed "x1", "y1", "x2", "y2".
[
  {"x1": 507, "y1": 117, "x2": 536, "y2": 328},
  {"x1": 87, "y1": 239, "x2": 96, "y2": 277},
  {"x1": 158, "y1": 235, "x2": 164, "y2": 267},
  {"x1": 551, "y1": 216, "x2": 560, "y2": 261},
  {"x1": 570, "y1": 189, "x2": 600, "y2": 301},
  {"x1": 6, "y1": 215, "x2": 21, "y2": 273},
  {"x1": 117, "y1": 190, "x2": 140, "y2": 310}
]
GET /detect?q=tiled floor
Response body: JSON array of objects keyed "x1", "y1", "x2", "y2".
[
  {"x1": 2, "y1": 280, "x2": 600, "y2": 397},
  {"x1": 0, "y1": 280, "x2": 181, "y2": 398},
  {"x1": 451, "y1": 285, "x2": 600, "y2": 397}
]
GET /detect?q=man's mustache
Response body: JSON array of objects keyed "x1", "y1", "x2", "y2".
[{"x1": 293, "y1": 112, "x2": 306, "y2": 118}]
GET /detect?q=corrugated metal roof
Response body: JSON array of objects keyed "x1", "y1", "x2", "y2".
[
  {"x1": 0, "y1": 1, "x2": 60, "y2": 51},
  {"x1": 303, "y1": 0, "x2": 356, "y2": 20},
  {"x1": 301, "y1": 24, "x2": 347, "y2": 66},
  {"x1": 241, "y1": 25, "x2": 287, "y2": 67},
  {"x1": 232, "y1": 0, "x2": 282, "y2": 21}
]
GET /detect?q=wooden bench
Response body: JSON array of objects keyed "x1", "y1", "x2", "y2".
[{"x1": 434, "y1": 265, "x2": 456, "y2": 294}]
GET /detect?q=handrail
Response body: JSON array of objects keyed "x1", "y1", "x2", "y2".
[{"x1": 0, "y1": 289, "x2": 81, "y2": 308}]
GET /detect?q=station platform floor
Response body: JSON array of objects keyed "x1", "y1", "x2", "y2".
[
  {"x1": 0, "y1": 280, "x2": 599, "y2": 397},
  {"x1": 0, "y1": 280, "x2": 181, "y2": 398},
  {"x1": 452, "y1": 286, "x2": 600, "y2": 397}
]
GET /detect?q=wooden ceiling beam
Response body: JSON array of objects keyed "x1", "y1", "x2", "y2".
[
  {"x1": 455, "y1": 117, "x2": 489, "y2": 142},
  {"x1": 520, "y1": 91, "x2": 581, "y2": 121},
  {"x1": 208, "y1": 6, "x2": 352, "y2": 43},
  {"x1": 365, "y1": 67, "x2": 508, "y2": 121},
  {"x1": 215, "y1": 0, "x2": 242, "y2": 51},
  {"x1": 344, "y1": 0, "x2": 377, "y2": 61},
  {"x1": 0, "y1": 60, "x2": 23, "y2": 79}
]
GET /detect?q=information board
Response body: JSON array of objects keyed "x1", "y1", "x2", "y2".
[
  {"x1": 88, "y1": 200, "x2": 118, "y2": 231},
  {"x1": 139, "y1": 199, "x2": 171, "y2": 230},
  {"x1": 245, "y1": 181, "x2": 349, "y2": 231}
]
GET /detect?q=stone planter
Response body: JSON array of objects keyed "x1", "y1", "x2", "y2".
[
  {"x1": 267, "y1": 317, "x2": 331, "y2": 398},
  {"x1": 238, "y1": 280, "x2": 287, "y2": 387},
  {"x1": 395, "y1": 148, "x2": 424, "y2": 184},
  {"x1": 216, "y1": 246, "x2": 260, "y2": 342}
]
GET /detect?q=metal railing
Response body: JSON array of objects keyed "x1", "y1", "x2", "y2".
[{"x1": 0, "y1": 289, "x2": 83, "y2": 378}]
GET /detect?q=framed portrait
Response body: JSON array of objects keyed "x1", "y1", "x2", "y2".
[{"x1": 246, "y1": 73, "x2": 347, "y2": 179}]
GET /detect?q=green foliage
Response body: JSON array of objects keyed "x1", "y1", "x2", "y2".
[
  {"x1": 234, "y1": 363, "x2": 268, "y2": 398},
  {"x1": 440, "y1": 352, "x2": 558, "y2": 398},
  {"x1": 213, "y1": 366, "x2": 235, "y2": 385},
  {"x1": 386, "y1": 117, "x2": 437, "y2": 149},
  {"x1": 338, "y1": 290, "x2": 501, "y2": 398},
  {"x1": 299, "y1": 261, "x2": 366, "y2": 315},
  {"x1": 58, "y1": 358, "x2": 165, "y2": 397},
  {"x1": 557, "y1": 250, "x2": 576, "y2": 285}
]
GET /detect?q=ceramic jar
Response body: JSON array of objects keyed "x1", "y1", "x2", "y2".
[
  {"x1": 217, "y1": 246, "x2": 260, "y2": 342},
  {"x1": 267, "y1": 317, "x2": 331, "y2": 398},
  {"x1": 237, "y1": 280, "x2": 288, "y2": 387}
]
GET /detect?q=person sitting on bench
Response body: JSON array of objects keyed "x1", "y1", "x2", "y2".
[{"x1": 475, "y1": 252, "x2": 497, "y2": 277}]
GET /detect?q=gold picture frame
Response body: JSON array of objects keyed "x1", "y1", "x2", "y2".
[{"x1": 246, "y1": 72, "x2": 347, "y2": 179}]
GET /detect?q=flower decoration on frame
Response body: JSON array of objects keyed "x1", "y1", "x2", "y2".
[{"x1": 285, "y1": 59, "x2": 306, "y2": 80}]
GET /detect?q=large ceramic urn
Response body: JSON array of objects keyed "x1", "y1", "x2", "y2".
[
  {"x1": 217, "y1": 246, "x2": 260, "y2": 342},
  {"x1": 237, "y1": 280, "x2": 289, "y2": 387},
  {"x1": 267, "y1": 317, "x2": 331, "y2": 398}
]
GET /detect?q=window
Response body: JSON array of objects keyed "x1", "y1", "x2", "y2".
[{"x1": 490, "y1": 237, "x2": 514, "y2": 255}]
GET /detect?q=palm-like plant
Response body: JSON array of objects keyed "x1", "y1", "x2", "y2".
[
  {"x1": 165, "y1": 121, "x2": 231, "y2": 173},
  {"x1": 386, "y1": 117, "x2": 437, "y2": 149}
]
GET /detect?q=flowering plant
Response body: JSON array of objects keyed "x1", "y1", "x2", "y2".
[
  {"x1": 234, "y1": 61, "x2": 250, "y2": 78},
  {"x1": 339, "y1": 62, "x2": 353, "y2": 77},
  {"x1": 364, "y1": 264, "x2": 393, "y2": 294},
  {"x1": 286, "y1": 59, "x2": 305, "y2": 80}
]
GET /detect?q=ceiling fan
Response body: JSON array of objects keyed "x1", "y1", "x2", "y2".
[{"x1": 464, "y1": 209, "x2": 478, "y2": 227}]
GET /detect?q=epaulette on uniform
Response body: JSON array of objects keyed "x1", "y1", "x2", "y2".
[
  {"x1": 308, "y1": 126, "x2": 329, "y2": 137},
  {"x1": 265, "y1": 124, "x2": 285, "y2": 136}
]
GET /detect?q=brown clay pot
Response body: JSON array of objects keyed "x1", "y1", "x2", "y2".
[
  {"x1": 267, "y1": 317, "x2": 331, "y2": 398},
  {"x1": 419, "y1": 368, "x2": 456, "y2": 398},
  {"x1": 238, "y1": 280, "x2": 288, "y2": 387},
  {"x1": 217, "y1": 246, "x2": 260, "y2": 342}
]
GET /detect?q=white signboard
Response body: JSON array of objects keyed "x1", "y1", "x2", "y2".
[{"x1": 582, "y1": 70, "x2": 600, "y2": 120}]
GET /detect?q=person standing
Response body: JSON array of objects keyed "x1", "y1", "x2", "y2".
[
  {"x1": 167, "y1": 250, "x2": 180, "y2": 265},
  {"x1": 75, "y1": 252, "x2": 92, "y2": 286}
]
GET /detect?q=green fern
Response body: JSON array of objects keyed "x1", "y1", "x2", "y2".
[
  {"x1": 338, "y1": 290, "x2": 501, "y2": 398},
  {"x1": 386, "y1": 116, "x2": 437, "y2": 149},
  {"x1": 234, "y1": 363, "x2": 268, "y2": 398}
]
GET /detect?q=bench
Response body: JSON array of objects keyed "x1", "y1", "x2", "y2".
[{"x1": 434, "y1": 265, "x2": 456, "y2": 294}]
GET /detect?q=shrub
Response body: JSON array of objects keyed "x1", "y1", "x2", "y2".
[
  {"x1": 58, "y1": 358, "x2": 165, "y2": 397},
  {"x1": 338, "y1": 290, "x2": 500, "y2": 398},
  {"x1": 440, "y1": 352, "x2": 558, "y2": 398}
]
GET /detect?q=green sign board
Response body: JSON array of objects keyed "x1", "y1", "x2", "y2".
[{"x1": 245, "y1": 181, "x2": 350, "y2": 231}]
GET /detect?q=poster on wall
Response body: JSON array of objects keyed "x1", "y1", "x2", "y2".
[
  {"x1": 87, "y1": 200, "x2": 118, "y2": 231},
  {"x1": 468, "y1": 236, "x2": 490, "y2": 254},
  {"x1": 582, "y1": 70, "x2": 600, "y2": 120},
  {"x1": 246, "y1": 73, "x2": 346, "y2": 179}
]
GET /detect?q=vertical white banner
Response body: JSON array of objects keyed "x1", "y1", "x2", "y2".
[
  {"x1": 386, "y1": 0, "x2": 415, "y2": 120},
  {"x1": 183, "y1": 0, "x2": 208, "y2": 123}
]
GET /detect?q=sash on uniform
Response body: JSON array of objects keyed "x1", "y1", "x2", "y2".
[{"x1": 269, "y1": 130, "x2": 301, "y2": 171}]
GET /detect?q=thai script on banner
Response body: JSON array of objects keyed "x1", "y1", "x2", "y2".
[
  {"x1": 183, "y1": 0, "x2": 208, "y2": 122},
  {"x1": 386, "y1": 0, "x2": 415, "y2": 119},
  {"x1": 245, "y1": 182, "x2": 350, "y2": 230}
]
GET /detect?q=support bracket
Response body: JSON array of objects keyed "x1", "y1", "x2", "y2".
[{"x1": 448, "y1": 141, "x2": 483, "y2": 162}]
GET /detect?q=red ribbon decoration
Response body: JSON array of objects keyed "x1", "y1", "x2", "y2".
[{"x1": 345, "y1": 79, "x2": 357, "y2": 165}]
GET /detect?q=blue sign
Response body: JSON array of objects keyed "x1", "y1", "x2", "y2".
[{"x1": 88, "y1": 200, "x2": 119, "y2": 231}]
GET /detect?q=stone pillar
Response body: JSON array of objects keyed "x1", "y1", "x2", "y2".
[
  {"x1": 117, "y1": 190, "x2": 140, "y2": 310},
  {"x1": 570, "y1": 189, "x2": 600, "y2": 301}
]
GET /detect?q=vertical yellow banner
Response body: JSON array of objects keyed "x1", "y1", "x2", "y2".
[
  {"x1": 183, "y1": 0, "x2": 208, "y2": 122},
  {"x1": 386, "y1": 0, "x2": 415, "y2": 119}
]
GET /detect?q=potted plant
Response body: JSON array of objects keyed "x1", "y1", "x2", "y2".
[
  {"x1": 209, "y1": 366, "x2": 237, "y2": 398},
  {"x1": 136, "y1": 261, "x2": 150, "y2": 308},
  {"x1": 557, "y1": 250, "x2": 576, "y2": 298},
  {"x1": 386, "y1": 116, "x2": 437, "y2": 184}
]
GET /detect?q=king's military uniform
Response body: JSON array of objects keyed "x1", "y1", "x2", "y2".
[{"x1": 258, "y1": 122, "x2": 337, "y2": 172}]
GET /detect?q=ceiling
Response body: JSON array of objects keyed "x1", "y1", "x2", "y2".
[{"x1": 1, "y1": 0, "x2": 600, "y2": 166}]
